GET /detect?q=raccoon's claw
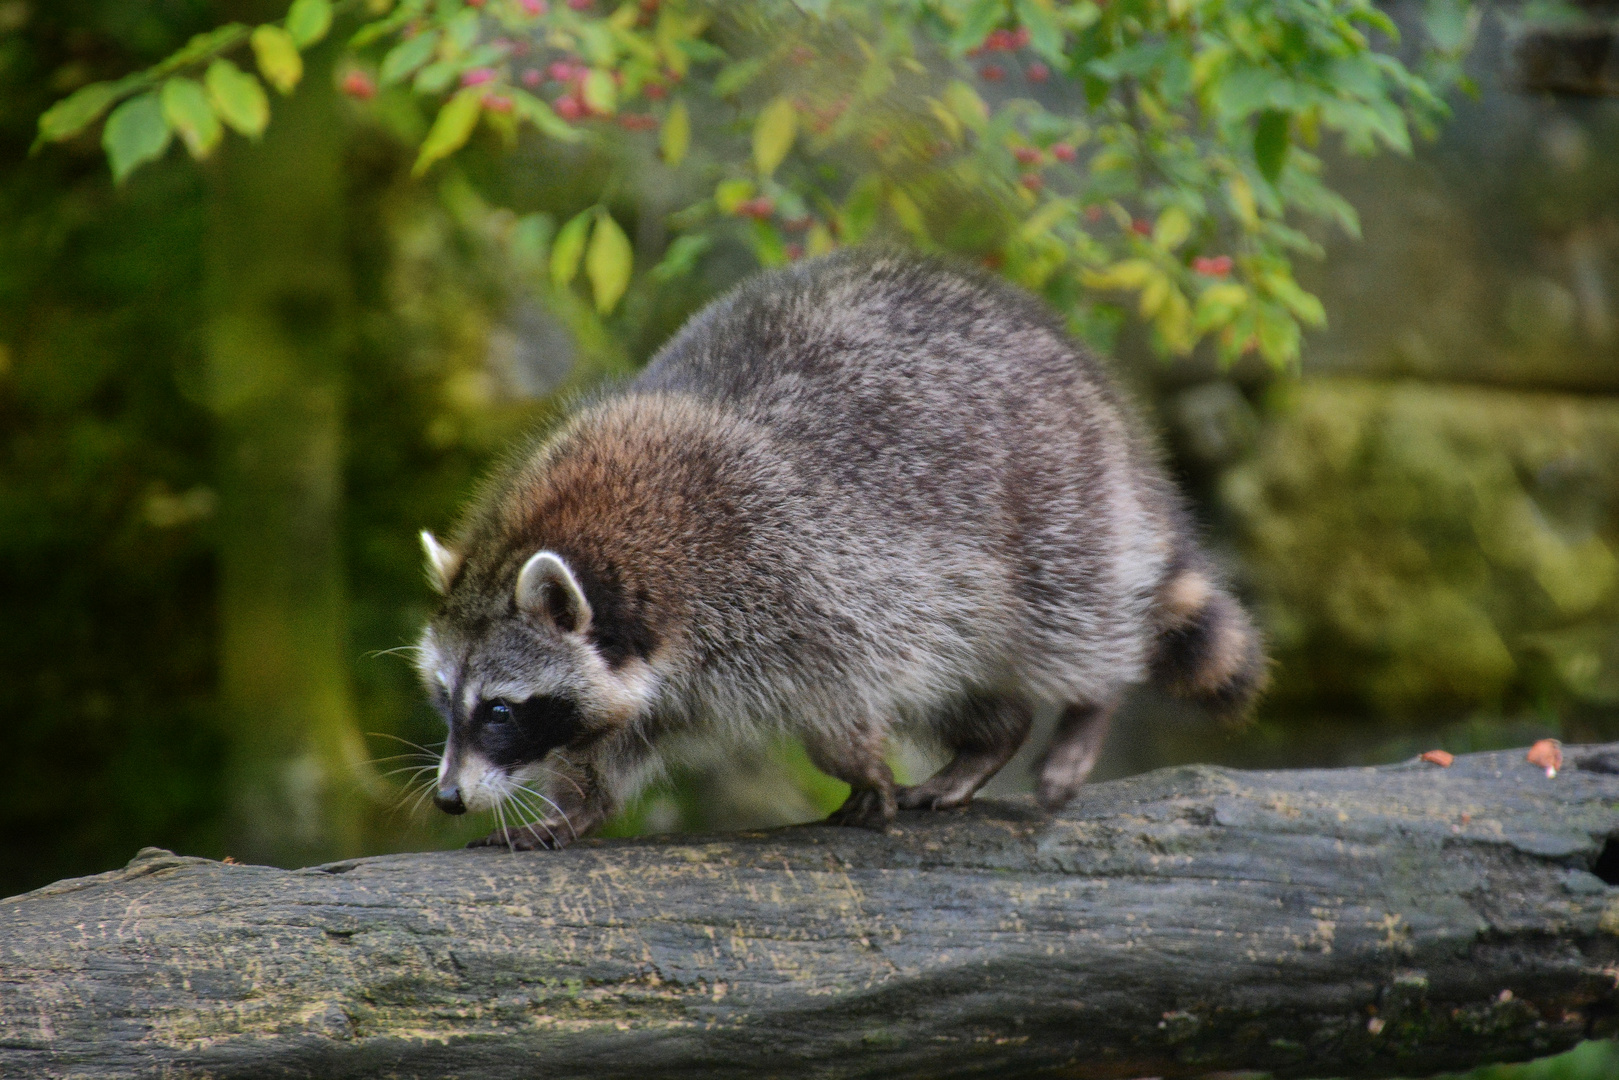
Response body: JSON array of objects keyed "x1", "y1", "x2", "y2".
[
  {"x1": 895, "y1": 783, "x2": 972, "y2": 812},
  {"x1": 826, "y1": 785, "x2": 896, "y2": 831},
  {"x1": 467, "y1": 823, "x2": 572, "y2": 851}
]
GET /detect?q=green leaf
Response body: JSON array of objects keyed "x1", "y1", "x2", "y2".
[
  {"x1": 1013, "y1": 0, "x2": 1064, "y2": 63},
  {"x1": 285, "y1": 0, "x2": 333, "y2": 48},
  {"x1": 510, "y1": 90, "x2": 584, "y2": 142},
  {"x1": 713, "y1": 57, "x2": 766, "y2": 97},
  {"x1": 412, "y1": 90, "x2": 482, "y2": 176},
  {"x1": 380, "y1": 30, "x2": 440, "y2": 87},
  {"x1": 37, "y1": 82, "x2": 123, "y2": 145},
  {"x1": 752, "y1": 96, "x2": 797, "y2": 177},
  {"x1": 661, "y1": 99, "x2": 690, "y2": 167},
  {"x1": 154, "y1": 23, "x2": 251, "y2": 77},
  {"x1": 953, "y1": 0, "x2": 1004, "y2": 55},
  {"x1": 586, "y1": 211, "x2": 634, "y2": 314},
  {"x1": 550, "y1": 209, "x2": 593, "y2": 286},
  {"x1": 205, "y1": 60, "x2": 269, "y2": 139},
  {"x1": 582, "y1": 69, "x2": 617, "y2": 116},
  {"x1": 251, "y1": 25, "x2": 303, "y2": 95},
  {"x1": 161, "y1": 77, "x2": 222, "y2": 159},
  {"x1": 510, "y1": 213, "x2": 555, "y2": 270},
  {"x1": 1254, "y1": 109, "x2": 1290, "y2": 183},
  {"x1": 651, "y1": 233, "x2": 712, "y2": 282},
  {"x1": 102, "y1": 92, "x2": 172, "y2": 184}
]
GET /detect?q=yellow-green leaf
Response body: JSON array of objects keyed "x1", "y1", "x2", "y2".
[
  {"x1": 1228, "y1": 175, "x2": 1259, "y2": 230},
  {"x1": 660, "y1": 99, "x2": 690, "y2": 167},
  {"x1": 286, "y1": 0, "x2": 333, "y2": 48},
  {"x1": 1019, "y1": 197, "x2": 1074, "y2": 242},
  {"x1": 1080, "y1": 258, "x2": 1155, "y2": 291},
  {"x1": 412, "y1": 89, "x2": 481, "y2": 176},
  {"x1": 806, "y1": 221, "x2": 835, "y2": 257},
  {"x1": 251, "y1": 25, "x2": 303, "y2": 95},
  {"x1": 586, "y1": 212, "x2": 633, "y2": 314},
  {"x1": 37, "y1": 81, "x2": 122, "y2": 145},
  {"x1": 714, "y1": 178, "x2": 755, "y2": 214},
  {"x1": 161, "y1": 77, "x2": 222, "y2": 159},
  {"x1": 581, "y1": 69, "x2": 617, "y2": 116},
  {"x1": 888, "y1": 188, "x2": 926, "y2": 238},
  {"x1": 550, "y1": 209, "x2": 593, "y2": 286},
  {"x1": 752, "y1": 96, "x2": 797, "y2": 177},
  {"x1": 205, "y1": 60, "x2": 269, "y2": 138},
  {"x1": 1153, "y1": 206, "x2": 1192, "y2": 251},
  {"x1": 102, "y1": 92, "x2": 172, "y2": 184},
  {"x1": 943, "y1": 80, "x2": 989, "y2": 133}
]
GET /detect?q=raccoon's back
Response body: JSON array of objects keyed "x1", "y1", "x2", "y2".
[{"x1": 635, "y1": 251, "x2": 1161, "y2": 537}]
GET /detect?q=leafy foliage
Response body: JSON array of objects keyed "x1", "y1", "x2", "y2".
[{"x1": 36, "y1": 0, "x2": 1473, "y2": 367}]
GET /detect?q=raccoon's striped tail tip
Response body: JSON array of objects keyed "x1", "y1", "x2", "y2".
[{"x1": 1151, "y1": 568, "x2": 1269, "y2": 723}]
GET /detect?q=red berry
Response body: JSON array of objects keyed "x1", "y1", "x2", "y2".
[
  {"x1": 986, "y1": 29, "x2": 1013, "y2": 52},
  {"x1": 792, "y1": 45, "x2": 816, "y2": 65},
  {"x1": 738, "y1": 197, "x2": 775, "y2": 219},
  {"x1": 982, "y1": 251, "x2": 1005, "y2": 269},
  {"x1": 786, "y1": 243, "x2": 804, "y2": 261},
  {"x1": 783, "y1": 216, "x2": 813, "y2": 232},
  {"x1": 521, "y1": 0, "x2": 547, "y2": 11},
  {"x1": 521, "y1": 68, "x2": 543, "y2": 87},
  {"x1": 1084, "y1": 205, "x2": 1104, "y2": 222},
  {"x1": 1012, "y1": 27, "x2": 1031, "y2": 48},
  {"x1": 1020, "y1": 173, "x2": 1043, "y2": 191},
  {"x1": 466, "y1": 0, "x2": 485, "y2": 7},
  {"x1": 554, "y1": 95, "x2": 583, "y2": 120},
  {"x1": 1051, "y1": 143, "x2": 1076, "y2": 162},
  {"x1": 643, "y1": 82, "x2": 667, "y2": 100},
  {"x1": 482, "y1": 93, "x2": 514, "y2": 113},
  {"x1": 341, "y1": 70, "x2": 376, "y2": 99},
  {"x1": 547, "y1": 61, "x2": 574, "y2": 82},
  {"x1": 1193, "y1": 255, "x2": 1234, "y2": 277},
  {"x1": 461, "y1": 68, "x2": 497, "y2": 87},
  {"x1": 1013, "y1": 146, "x2": 1042, "y2": 166},
  {"x1": 567, "y1": 0, "x2": 591, "y2": 9},
  {"x1": 1026, "y1": 61, "x2": 1050, "y2": 83},
  {"x1": 980, "y1": 64, "x2": 1005, "y2": 81},
  {"x1": 1131, "y1": 218, "x2": 1153, "y2": 235},
  {"x1": 616, "y1": 113, "x2": 658, "y2": 130}
]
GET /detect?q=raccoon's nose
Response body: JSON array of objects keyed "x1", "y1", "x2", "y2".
[{"x1": 433, "y1": 785, "x2": 467, "y2": 815}]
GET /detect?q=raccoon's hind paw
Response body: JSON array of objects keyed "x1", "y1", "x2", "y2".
[
  {"x1": 467, "y1": 823, "x2": 572, "y2": 851},
  {"x1": 826, "y1": 785, "x2": 897, "y2": 831}
]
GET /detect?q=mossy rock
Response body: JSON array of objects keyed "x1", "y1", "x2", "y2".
[{"x1": 1220, "y1": 377, "x2": 1619, "y2": 718}]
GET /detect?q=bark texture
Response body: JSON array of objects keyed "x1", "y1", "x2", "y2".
[{"x1": 4, "y1": 745, "x2": 1619, "y2": 1079}]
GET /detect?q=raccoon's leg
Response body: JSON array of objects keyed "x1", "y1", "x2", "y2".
[
  {"x1": 1035, "y1": 698, "x2": 1118, "y2": 812},
  {"x1": 896, "y1": 696, "x2": 1033, "y2": 811},
  {"x1": 807, "y1": 726, "x2": 897, "y2": 831}
]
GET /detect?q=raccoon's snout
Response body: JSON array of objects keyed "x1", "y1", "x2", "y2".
[{"x1": 433, "y1": 785, "x2": 467, "y2": 815}]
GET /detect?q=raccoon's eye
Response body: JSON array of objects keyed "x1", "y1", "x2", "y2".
[{"x1": 476, "y1": 700, "x2": 515, "y2": 726}]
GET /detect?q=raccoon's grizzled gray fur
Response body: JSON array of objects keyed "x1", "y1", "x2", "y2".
[{"x1": 416, "y1": 250, "x2": 1265, "y2": 849}]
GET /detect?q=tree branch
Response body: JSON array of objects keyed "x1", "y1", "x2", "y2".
[{"x1": 4, "y1": 745, "x2": 1619, "y2": 1078}]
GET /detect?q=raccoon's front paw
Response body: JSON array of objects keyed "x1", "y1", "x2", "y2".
[
  {"x1": 826, "y1": 785, "x2": 896, "y2": 831},
  {"x1": 467, "y1": 822, "x2": 572, "y2": 851}
]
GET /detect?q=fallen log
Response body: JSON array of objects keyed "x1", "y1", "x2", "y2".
[{"x1": 3, "y1": 744, "x2": 1619, "y2": 1079}]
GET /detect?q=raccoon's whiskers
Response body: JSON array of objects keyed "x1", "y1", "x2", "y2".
[
  {"x1": 505, "y1": 789, "x2": 565, "y2": 848},
  {"x1": 365, "y1": 731, "x2": 444, "y2": 756},
  {"x1": 494, "y1": 801, "x2": 514, "y2": 852},
  {"x1": 511, "y1": 781, "x2": 576, "y2": 843}
]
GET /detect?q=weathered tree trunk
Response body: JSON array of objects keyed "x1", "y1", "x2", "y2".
[
  {"x1": 205, "y1": 12, "x2": 370, "y2": 867},
  {"x1": 4, "y1": 745, "x2": 1618, "y2": 1079}
]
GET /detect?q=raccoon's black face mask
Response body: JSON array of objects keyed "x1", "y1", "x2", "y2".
[{"x1": 462, "y1": 694, "x2": 586, "y2": 772}]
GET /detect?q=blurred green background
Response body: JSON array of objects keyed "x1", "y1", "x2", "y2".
[{"x1": 1, "y1": 2, "x2": 1617, "y2": 1074}]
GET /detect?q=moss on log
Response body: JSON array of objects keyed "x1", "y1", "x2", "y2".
[{"x1": 4, "y1": 744, "x2": 1619, "y2": 1078}]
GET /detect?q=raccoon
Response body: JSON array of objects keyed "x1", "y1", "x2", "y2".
[{"x1": 416, "y1": 250, "x2": 1265, "y2": 849}]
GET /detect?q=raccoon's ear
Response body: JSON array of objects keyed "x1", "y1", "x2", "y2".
[
  {"x1": 515, "y1": 550, "x2": 592, "y2": 635},
  {"x1": 420, "y1": 531, "x2": 463, "y2": 595}
]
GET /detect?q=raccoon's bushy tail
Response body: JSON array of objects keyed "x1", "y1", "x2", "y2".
[{"x1": 1150, "y1": 564, "x2": 1268, "y2": 721}]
